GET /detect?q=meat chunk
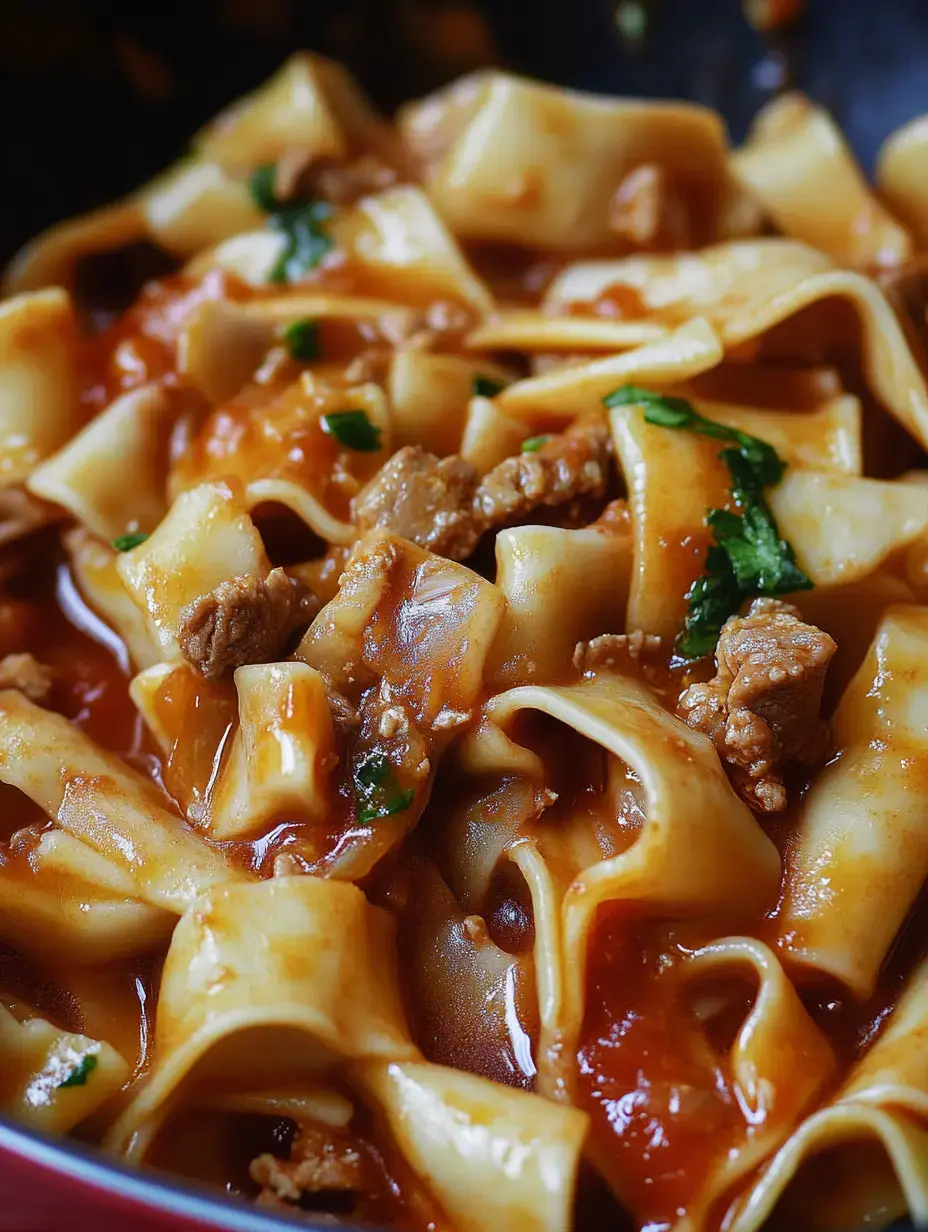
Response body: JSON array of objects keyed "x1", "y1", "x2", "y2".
[
  {"x1": 353, "y1": 422, "x2": 612, "y2": 563},
  {"x1": 573, "y1": 631, "x2": 662, "y2": 673},
  {"x1": 473, "y1": 421, "x2": 611, "y2": 527},
  {"x1": 298, "y1": 154, "x2": 400, "y2": 206},
  {"x1": 178, "y1": 567, "x2": 316, "y2": 681},
  {"x1": 250, "y1": 1123, "x2": 372, "y2": 1210},
  {"x1": 677, "y1": 598, "x2": 836, "y2": 812},
  {"x1": 361, "y1": 677, "x2": 432, "y2": 784},
  {"x1": 0, "y1": 653, "x2": 53, "y2": 701},
  {"x1": 353, "y1": 446, "x2": 482, "y2": 561}
]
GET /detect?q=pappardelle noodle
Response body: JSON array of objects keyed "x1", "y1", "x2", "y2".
[{"x1": 6, "y1": 52, "x2": 928, "y2": 1232}]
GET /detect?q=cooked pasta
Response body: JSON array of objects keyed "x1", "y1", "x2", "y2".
[{"x1": 5, "y1": 48, "x2": 928, "y2": 1232}]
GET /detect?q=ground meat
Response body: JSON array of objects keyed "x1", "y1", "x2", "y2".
[
  {"x1": 178, "y1": 567, "x2": 316, "y2": 681},
  {"x1": 0, "y1": 653, "x2": 53, "y2": 701},
  {"x1": 250, "y1": 1123, "x2": 372, "y2": 1211},
  {"x1": 573, "y1": 631, "x2": 662, "y2": 673},
  {"x1": 352, "y1": 446, "x2": 482, "y2": 561},
  {"x1": 473, "y1": 421, "x2": 611, "y2": 527},
  {"x1": 360, "y1": 678, "x2": 432, "y2": 783},
  {"x1": 353, "y1": 422, "x2": 612, "y2": 562},
  {"x1": 300, "y1": 154, "x2": 400, "y2": 206},
  {"x1": 677, "y1": 598, "x2": 836, "y2": 812}
]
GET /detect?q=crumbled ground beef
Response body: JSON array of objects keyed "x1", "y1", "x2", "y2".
[
  {"x1": 251, "y1": 1123, "x2": 372, "y2": 1215},
  {"x1": 352, "y1": 421, "x2": 612, "y2": 562},
  {"x1": 677, "y1": 598, "x2": 836, "y2": 812},
  {"x1": 353, "y1": 446, "x2": 481, "y2": 560},
  {"x1": 178, "y1": 567, "x2": 317, "y2": 681}
]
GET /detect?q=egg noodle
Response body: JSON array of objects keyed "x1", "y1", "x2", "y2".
[{"x1": 3, "y1": 52, "x2": 928, "y2": 1232}]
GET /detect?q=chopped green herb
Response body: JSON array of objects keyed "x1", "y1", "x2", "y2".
[
  {"x1": 707, "y1": 506, "x2": 810, "y2": 596},
  {"x1": 322, "y1": 410, "x2": 382, "y2": 452},
  {"x1": 248, "y1": 164, "x2": 334, "y2": 283},
  {"x1": 472, "y1": 374, "x2": 505, "y2": 398},
  {"x1": 605, "y1": 385, "x2": 783, "y2": 486},
  {"x1": 521, "y1": 435, "x2": 550, "y2": 453},
  {"x1": 283, "y1": 318, "x2": 321, "y2": 362},
  {"x1": 268, "y1": 200, "x2": 334, "y2": 284},
  {"x1": 677, "y1": 547, "x2": 741, "y2": 661},
  {"x1": 248, "y1": 163, "x2": 280, "y2": 213},
  {"x1": 353, "y1": 751, "x2": 415, "y2": 825},
  {"x1": 113, "y1": 532, "x2": 148, "y2": 552},
  {"x1": 605, "y1": 384, "x2": 812, "y2": 660},
  {"x1": 57, "y1": 1054, "x2": 98, "y2": 1089}
]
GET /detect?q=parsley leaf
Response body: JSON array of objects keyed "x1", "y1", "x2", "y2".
[
  {"x1": 353, "y1": 752, "x2": 414, "y2": 824},
  {"x1": 248, "y1": 164, "x2": 334, "y2": 283},
  {"x1": 113, "y1": 532, "x2": 148, "y2": 552},
  {"x1": 678, "y1": 547, "x2": 741, "y2": 661},
  {"x1": 606, "y1": 385, "x2": 784, "y2": 486},
  {"x1": 57, "y1": 1054, "x2": 98, "y2": 1089},
  {"x1": 708, "y1": 506, "x2": 811, "y2": 596},
  {"x1": 248, "y1": 164, "x2": 280, "y2": 212},
  {"x1": 606, "y1": 384, "x2": 812, "y2": 660},
  {"x1": 322, "y1": 410, "x2": 382, "y2": 452},
  {"x1": 521, "y1": 435, "x2": 550, "y2": 453},
  {"x1": 283, "y1": 318, "x2": 321, "y2": 362},
  {"x1": 472, "y1": 374, "x2": 505, "y2": 398},
  {"x1": 268, "y1": 201, "x2": 334, "y2": 284}
]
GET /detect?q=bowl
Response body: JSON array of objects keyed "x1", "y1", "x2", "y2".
[{"x1": 0, "y1": 1119, "x2": 353, "y2": 1232}]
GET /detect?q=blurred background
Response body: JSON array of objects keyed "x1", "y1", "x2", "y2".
[{"x1": 1, "y1": 0, "x2": 928, "y2": 265}]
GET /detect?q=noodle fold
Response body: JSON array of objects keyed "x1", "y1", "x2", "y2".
[
  {"x1": 731, "y1": 93, "x2": 913, "y2": 267},
  {"x1": 485, "y1": 676, "x2": 780, "y2": 1088},
  {"x1": 28, "y1": 384, "x2": 179, "y2": 541},
  {"x1": 546, "y1": 240, "x2": 928, "y2": 448},
  {"x1": 726, "y1": 957, "x2": 928, "y2": 1231},
  {"x1": 0, "y1": 689, "x2": 240, "y2": 912},
  {"x1": 107, "y1": 875, "x2": 587, "y2": 1232},
  {"x1": 778, "y1": 605, "x2": 928, "y2": 996},
  {"x1": 0, "y1": 1003, "x2": 129, "y2": 1134},
  {"x1": 0, "y1": 288, "x2": 80, "y2": 484},
  {"x1": 878, "y1": 114, "x2": 928, "y2": 248},
  {"x1": 400, "y1": 71, "x2": 728, "y2": 252}
]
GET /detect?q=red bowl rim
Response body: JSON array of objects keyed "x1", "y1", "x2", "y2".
[{"x1": 0, "y1": 1114, "x2": 375, "y2": 1231}]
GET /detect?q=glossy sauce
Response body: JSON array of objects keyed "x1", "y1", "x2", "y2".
[
  {"x1": 3, "y1": 187, "x2": 924, "y2": 1232},
  {"x1": 578, "y1": 912, "x2": 747, "y2": 1232},
  {"x1": 574, "y1": 782, "x2": 907, "y2": 1232}
]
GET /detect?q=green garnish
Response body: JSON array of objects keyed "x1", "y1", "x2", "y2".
[
  {"x1": 521, "y1": 435, "x2": 550, "y2": 453},
  {"x1": 283, "y1": 318, "x2": 321, "y2": 362},
  {"x1": 353, "y1": 752, "x2": 414, "y2": 825},
  {"x1": 268, "y1": 201, "x2": 334, "y2": 283},
  {"x1": 248, "y1": 163, "x2": 335, "y2": 284},
  {"x1": 677, "y1": 547, "x2": 741, "y2": 661},
  {"x1": 604, "y1": 385, "x2": 784, "y2": 485},
  {"x1": 57, "y1": 1054, "x2": 98, "y2": 1089},
  {"x1": 472, "y1": 375, "x2": 505, "y2": 398},
  {"x1": 113, "y1": 532, "x2": 148, "y2": 552},
  {"x1": 247, "y1": 164, "x2": 280, "y2": 213},
  {"x1": 606, "y1": 385, "x2": 811, "y2": 660},
  {"x1": 322, "y1": 410, "x2": 382, "y2": 452}
]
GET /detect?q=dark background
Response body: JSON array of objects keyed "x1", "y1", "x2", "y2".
[{"x1": 1, "y1": 0, "x2": 928, "y2": 267}]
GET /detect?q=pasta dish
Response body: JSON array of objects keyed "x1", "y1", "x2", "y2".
[{"x1": 4, "y1": 52, "x2": 928, "y2": 1232}]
